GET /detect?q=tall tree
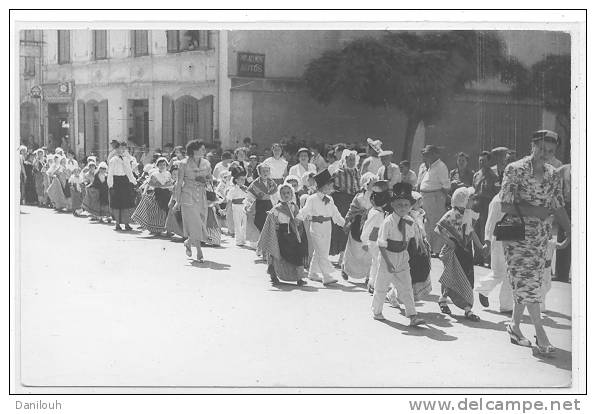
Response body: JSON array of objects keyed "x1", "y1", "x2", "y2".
[
  {"x1": 304, "y1": 31, "x2": 509, "y2": 160},
  {"x1": 505, "y1": 54, "x2": 571, "y2": 162}
]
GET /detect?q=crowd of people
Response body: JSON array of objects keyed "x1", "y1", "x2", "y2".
[{"x1": 17, "y1": 129, "x2": 572, "y2": 354}]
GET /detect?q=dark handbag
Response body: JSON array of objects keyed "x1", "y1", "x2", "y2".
[
  {"x1": 494, "y1": 203, "x2": 525, "y2": 241},
  {"x1": 206, "y1": 184, "x2": 217, "y2": 202}
]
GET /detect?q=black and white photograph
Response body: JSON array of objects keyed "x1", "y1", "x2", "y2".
[{"x1": 8, "y1": 9, "x2": 587, "y2": 401}]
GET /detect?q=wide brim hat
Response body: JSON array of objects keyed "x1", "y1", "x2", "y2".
[
  {"x1": 314, "y1": 168, "x2": 334, "y2": 189},
  {"x1": 366, "y1": 138, "x2": 383, "y2": 154},
  {"x1": 391, "y1": 182, "x2": 415, "y2": 204},
  {"x1": 296, "y1": 147, "x2": 311, "y2": 157},
  {"x1": 378, "y1": 150, "x2": 394, "y2": 157},
  {"x1": 491, "y1": 146, "x2": 509, "y2": 154},
  {"x1": 531, "y1": 129, "x2": 560, "y2": 145}
]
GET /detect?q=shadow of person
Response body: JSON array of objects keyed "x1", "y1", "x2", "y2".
[
  {"x1": 540, "y1": 315, "x2": 572, "y2": 331},
  {"x1": 542, "y1": 309, "x2": 572, "y2": 321},
  {"x1": 189, "y1": 259, "x2": 231, "y2": 271},
  {"x1": 379, "y1": 318, "x2": 458, "y2": 342},
  {"x1": 269, "y1": 283, "x2": 319, "y2": 292},
  {"x1": 320, "y1": 283, "x2": 368, "y2": 293},
  {"x1": 532, "y1": 347, "x2": 572, "y2": 371},
  {"x1": 452, "y1": 314, "x2": 508, "y2": 332}
]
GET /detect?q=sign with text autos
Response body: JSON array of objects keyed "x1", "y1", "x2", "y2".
[{"x1": 237, "y1": 52, "x2": 265, "y2": 78}]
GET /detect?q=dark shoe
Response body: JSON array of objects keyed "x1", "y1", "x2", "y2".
[
  {"x1": 506, "y1": 324, "x2": 531, "y2": 347},
  {"x1": 464, "y1": 310, "x2": 480, "y2": 321},
  {"x1": 341, "y1": 271, "x2": 348, "y2": 281},
  {"x1": 124, "y1": 224, "x2": 133, "y2": 231},
  {"x1": 297, "y1": 279, "x2": 307, "y2": 286},
  {"x1": 439, "y1": 302, "x2": 452, "y2": 315},
  {"x1": 115, "y1": 224, "x2": 123, "y2": 231},
  {"x1": 368, "y1": 285, "x2": 374, "y2": 294},
  {"x1": 270, "y1": 276, "x2": 281, "y2": 285},
  {"x1": 479, "y1": 294, "x2": 490, "y2": 308}
]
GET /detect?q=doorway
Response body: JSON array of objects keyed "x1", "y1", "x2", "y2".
[
  {"x1": 47, "y1": 103, "x2": 72, "y2": 150},
  {"x1": 128, "y1": 99, "x2": 149, "y2": 148}
]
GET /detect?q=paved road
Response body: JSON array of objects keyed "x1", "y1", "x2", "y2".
[{"x1": 16, "y1": 206, "x2": 572, "y2": 389}]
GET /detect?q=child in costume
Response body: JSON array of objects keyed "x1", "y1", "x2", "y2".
[
  {"x1": 435, "y1": 187, "x2": 487, "y2": 321},
  {"x1": 372, "y1": 182, "x2": 425, "y2": 326},
  {"x1": 227, "y1": 167, "x2": 249, "y2": 246},
  {"x1": 258, "y1": 183, "x2": 308, "y2": 286},
  {"x1": 297, "y1": 169, "x2": 345, "y2": 286},
  {"x1": 407, "y1": 191, "x2": 433, "y2": 300}
]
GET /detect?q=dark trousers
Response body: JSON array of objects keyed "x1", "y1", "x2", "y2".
[
  {"x1": 473, "y1": 197, "x2": 490, "y2": 265},
  {"x1": 555, "y1": 203, "x2": 572, "y2": 282}
]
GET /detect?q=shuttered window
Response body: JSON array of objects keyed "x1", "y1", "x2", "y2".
[
  {"x1": 131, "y1": 30, "x2": 149, "y2": 57},
  {"x1": 166, "y1": 30, "x2": 211, "y2": 53},
  {"x1": 57, "y1": 30, "x2": 70, "y2": 64},
  {"x1": 93, "y1": 30, "x2": 107, "y2": 60},
  {"x1": 23, "y1": 56, "x2": 35, "y2": 77}
]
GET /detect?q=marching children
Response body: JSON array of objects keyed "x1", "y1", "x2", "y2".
[
  {"x1": 227, "y1": 167, "x2": 249, "y2": 246},
  {"x1": 258, "y1": 183, "x2": 308, "y2": 286},
  {"x1": 297, "y1": 169, "x2": 345, "y2": 286},
  {"x1": 435, "y1": 187, "x2": 487, "y2": 321},
  {"x1": 372, "y1": 183, "x2": 425, "y2": 326},
  {"x1": 407, "y1": 191, "x2": 433, "y2": 300},
  {"x1": 361, "y1": 180, "x2": 391, "y2": 293}
]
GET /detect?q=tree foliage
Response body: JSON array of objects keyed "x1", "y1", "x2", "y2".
[{"x1": 303, "y1": 31, "x2": 510, "y2": 158}]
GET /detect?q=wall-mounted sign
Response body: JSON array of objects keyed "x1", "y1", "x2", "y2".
[
  {"x1": 237, "y1": 52, "x2": 265, "y2": 78},
  {"x1": 42, "y1": 81, "x2": 75, "y2": 103},
  {"x1": 30, "y1": 85, "x2": 42, "y2": 98}
]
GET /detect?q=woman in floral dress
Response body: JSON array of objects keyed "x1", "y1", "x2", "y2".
[{"x1": 499, "y1": 130, "x2": 571, "y2": 354}]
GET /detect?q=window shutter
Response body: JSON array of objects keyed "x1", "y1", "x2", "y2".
[
  {"x1": 166, "y1": 31, "x2": 178, "y2": 53},
  {"x1": 162, "y1": 95, "x2": 173, "y2": 146},
  {"x1": 198, "y1": 95, "x2": 213, "y2": 141},
  {"x1": 199, "y1": 31, "x2": 209, "y2": 49},
  {"x1": 77, "y1": 100, "x2": 85, "y2": 150},
  {"x1": 84, "y1": 102, "x2": 96, "y2": 152},
  {"x1": 98, "y1": 100, "x2": 109, "y2": 155}
]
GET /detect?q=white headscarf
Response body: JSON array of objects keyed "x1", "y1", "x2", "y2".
[
  {"x1": 451, "y1": 187, "x2": 475, "y2": 208},
  {"x1": 360, "y1": 171, "x2": 377, "y2": 189},
  {"x1": 340, "y1": 149, "x2": 360, "y2": 169}
]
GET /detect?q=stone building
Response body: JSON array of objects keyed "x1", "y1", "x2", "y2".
[{"x1": 19, "y1": 30, "x2": 43, "y2": 147}]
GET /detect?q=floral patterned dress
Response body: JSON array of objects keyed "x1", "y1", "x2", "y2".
[{"x1": 499, "y1": 156, "x2": 563, "y2": 304}]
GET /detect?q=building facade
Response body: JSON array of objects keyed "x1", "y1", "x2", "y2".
[{"x1": 19, "y1": 30, "x2": 43, "y2": 147}]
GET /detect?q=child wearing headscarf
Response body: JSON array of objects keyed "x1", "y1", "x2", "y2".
[
  {"x1": 283, "y1": 175, "x2": 302, "y2": 205},
  {"x1": 46, "y1": 155, "x2": 69, "y2": 211},
  {"x1": 435, "y1": 186, "x2": 487, "y2": 321},
  {"x1": 33, "y1": 149, "x2": 48, "y2": 207},
  {"x1": 227, "y1": 167, "x2": 249, "y2": 246},
  {"x1": 372, "y1": 183, "x2": 425, "y2": 326},
  {"x1": 82, "y1": 162, "x2": 110, "y2": 222},
  {"x1": 258, "y1": 182, "x2": 308, "y2": 286},
  {"x1": 407, "y1": 191, "x2": 433, "y2": 300},
  {"x1": 244, "y1": 163, "x2": 278, "y2": 250},
  {"x1": 341, "y1": 172, "x2": 377, "y2": 281},
  {"x1": 69, "y1": 166, "x2": 84, "y2": 216}
]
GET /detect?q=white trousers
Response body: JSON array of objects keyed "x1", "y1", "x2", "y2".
[
  {"x1": 474, "y1": 240, "x2": 513, "y2": 312},
  {"x1": 232, "y1": 204, "x2": 247, "y2": 245},
  {"x1": 308, "y1": 221, "x2": 335, "y2": 283},
  {"x1": 368, "y1": 243, "x2": 380, "y2": 286},
  {"x1": 372, "y1": 258, "x2": 416, "y2": 317}
]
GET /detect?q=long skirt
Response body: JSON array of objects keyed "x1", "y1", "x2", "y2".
[
  {"x1": 439, "y1": 242, "x2": 475, "y2": 310},
  {"x1": 205, "y1": 206, "x2": 222, "y2": 246},
  {"x1": 42, "y1": 174, "x2": 51, "y2": 204},
  {"x1": 254, "y1": 199, "x2": 273, "y2": 231},
  {"x1": 47, "y1": 178, "x2": 68, "y2": 209},
  {"x1": 329, "y1": 191, "x2": 353, "y2": 255},
  {"x1": 70, "y1": 186, "x2": 83, "y2": 210},
  {"x1": 165, "y1": 206, "x2": 184, "y2": 236},
  {"x1": 34, "y1": 172, "x2": 46, "y2": 203},
  {"x1": 24, "y1": 172, "x2": 38, "y2": 204},
  {"x1": 408, "y1": 238, "x2": 432, "y2": 300},
  {"x1": 82, "y1": 187, "x2": 110, "y2": 217},
  {"x1": 110, "y1": 175, "x2": 136, "y2": 224},
  {"x1": 181, "y1": 187, "x2": 208, "y2": 247},
  {"x1": 503, "y1": 217, "x2": 551, "y2": 304},
  {"x1": 267, "y1": 224, "x2": 307, "y2": 282},
  {"x1": 342, "y1": 216, "x2": 372, "y2": 279},
  {"x1": 132, "y1": 192, "x2": 169, "y2": 233}
]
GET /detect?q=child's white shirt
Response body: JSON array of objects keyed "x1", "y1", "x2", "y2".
[{"x1": 361, "y1": 208, "x2": 385, "y2": 247}]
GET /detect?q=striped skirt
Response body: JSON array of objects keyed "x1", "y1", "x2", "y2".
[
  {"x1": 204, "y1": 206, "x2": 222, "y2": 246},
  {"x1": 132, "y1": 191, "x2": 169, "y2": 233}
]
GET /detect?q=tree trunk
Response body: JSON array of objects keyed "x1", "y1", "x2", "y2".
[
  {"x1": 555, "y1": 112, "x2": 571, "y2": 164},
  {"x1": 401, "y1": 116, "x2": 420, "y2": 162}
]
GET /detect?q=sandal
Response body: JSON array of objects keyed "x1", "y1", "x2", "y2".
[
  {"x1": 184, "y1": 241, "x2": 192, "y2": 257},
  {"x1": 506, "y1": 324, "x2": 532, "y2": 347},
  {"x1": 464, "y1": 310, "x2": 480, "y2": 321},
  {"x1": 439, "y1": 302, "x2": 452, "y2": 315},
  {"x1": 534, "y1": 335, "x2": 556, "y2": 355}
]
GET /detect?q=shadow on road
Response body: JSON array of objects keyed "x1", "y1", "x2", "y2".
[
  {"x1": 484, "y1": 310, "x2": 571, "y2": 331},
  {"x1": 321, "y1": 283, "x2": 368, "y2": 293},
  {"x1": 452, "y1": 314, "x2": 508, "y2": 332},
  {"x1": 189, "y1": 260, "x2": 231, "y2": 271},
  {"x1": 533, "y1": 347, "x2": 572, "y2": 371},
  {"x1": 269, "y1": 283, "x2": 319, "y2": 292},
  {"x1": 379, "y1": 318, "x2": 458, "y2": 342}
]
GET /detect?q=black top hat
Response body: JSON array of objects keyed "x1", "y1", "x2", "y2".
[
  {"x1": 391, "y1": 182, "x2": 415, "y2": 204},
  {"x1": 314, "y1": 169, "x2": 334, "y2": 189}
]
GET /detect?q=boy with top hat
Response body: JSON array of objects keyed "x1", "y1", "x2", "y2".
[
  {"x1": 372, "y1": 182, "x2": 425, "y2": 326},
  {"x1": 297, "y1": 169, "x2": 345, "y2": 286},
  {"x1": 227, "y1": 166, "x2": 249, "y2": 246}
]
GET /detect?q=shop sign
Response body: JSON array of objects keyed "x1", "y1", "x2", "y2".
[{"x1": 237, "y1": 52, "x2": 265, "y2": 78}]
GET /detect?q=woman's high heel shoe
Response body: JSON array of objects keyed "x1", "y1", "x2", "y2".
[
  {"x1": 506, "y1": 324, "x2": 532, "y2": 347},
  {"x1": 534, "y1": 335, "x2": 556, "y2": 354}
]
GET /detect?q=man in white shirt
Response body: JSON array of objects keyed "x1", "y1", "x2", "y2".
[
  {"x1": 377, "y1": 150, "x2": 401, "y2": 187},
  {"x1": 416, "y1": 145, "x2": 450, "y2": 255},
  {"x1": 288, "y1": 147, "x2": 316, "y2": 178},
  {"x1": 262, "y1": 143, "x2": 288, "y2": 184}
]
